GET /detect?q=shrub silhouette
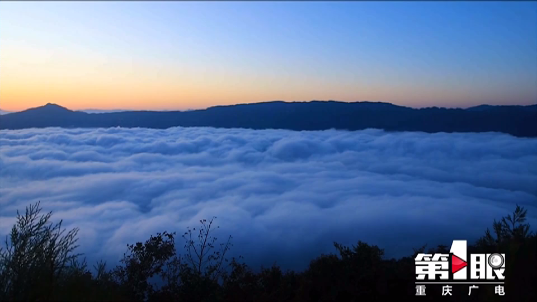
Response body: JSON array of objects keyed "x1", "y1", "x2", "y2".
[
  {"x1": 181, "y1": 217, "x2": 234, "y2": 283},
  {"x1": 0, "y1": 201, "x2": 535, "y2": 301},
  {"x1": 0, "y1": 201, "x2": 79, "y2": 301},
  {"x1": 112, "y1": 231, "x2": 176, "y2": 301}
]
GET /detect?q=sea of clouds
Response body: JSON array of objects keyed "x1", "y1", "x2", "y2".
[{"x1": 1, "y1": 127, "x2": 536, "y2": 271}]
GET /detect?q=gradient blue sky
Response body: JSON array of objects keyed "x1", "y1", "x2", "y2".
[{"x1": 1, "y1": 1, "x2": 536, "y2": 111}]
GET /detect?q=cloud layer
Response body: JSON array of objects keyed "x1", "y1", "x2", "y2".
[{"x1": 1, "y1": 127, "x2": 536, "y2": 271}]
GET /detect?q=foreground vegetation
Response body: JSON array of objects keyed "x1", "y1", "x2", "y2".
[{"x1": 0, "y1": 202, "x2": 535, "y2": 301}]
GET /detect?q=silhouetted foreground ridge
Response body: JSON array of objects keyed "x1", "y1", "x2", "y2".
[
  {"x1": 0, "y1": 202, "x2": 535, "y2": 301},
  {"x1": 1, "y1": 101, "x2": 536, "y2": 137}
]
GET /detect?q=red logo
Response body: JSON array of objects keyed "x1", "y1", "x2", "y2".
[{"x1": 451, "y1": 254, "x2": 467, "y2": 274}]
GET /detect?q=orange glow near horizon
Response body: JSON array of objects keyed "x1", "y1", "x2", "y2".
[
  {"x1": 2, "y1": 44, "x2": 535, "y2": 112},
  {"x1": 3, "y1": 83, "x2": 536, "y2": 112},
  {"x1": 3, "y1": 46, "x2": 535, "y2": 112}
]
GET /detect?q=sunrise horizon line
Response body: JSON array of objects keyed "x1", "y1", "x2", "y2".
[{"x1": 2, "y1": 99, "x2": 537, "y2": 114}]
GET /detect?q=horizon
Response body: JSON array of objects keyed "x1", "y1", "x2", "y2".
[
  {"x1": 1, "y1": 1, "x2": 536, "y2": 111},
  {"x1": 2, "y1": 99, "x2": 537, "y2": 114}
]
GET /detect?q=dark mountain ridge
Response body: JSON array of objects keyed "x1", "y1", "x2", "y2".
[{"x1": 1, "y1": 101, "x2": 536, "y2": 137}]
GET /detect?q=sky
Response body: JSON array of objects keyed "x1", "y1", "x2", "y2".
[{"x1": 1, "y1": 1, "x2": 536, "y2": 112}]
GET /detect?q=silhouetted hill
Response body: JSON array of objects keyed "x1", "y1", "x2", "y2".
[
  {"x1": 1, "y1": 101, "x2": 536, "y2": 137},
  {"x1": 0, "y1": 103, "x2": 89, "y2": 129}
]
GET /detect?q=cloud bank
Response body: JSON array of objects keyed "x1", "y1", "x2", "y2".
[{"x1": 1, "y1": 127, "x2": 536, "y2": 271}]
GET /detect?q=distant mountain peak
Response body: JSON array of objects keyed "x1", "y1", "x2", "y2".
[
  {"x1": 465, "y1": 104, "x2": 494, "y2": 111},
  {"x1": 44, "y1": 103, "x2": 66, "y2": 108},
  {"x1": 31, "y1": 103, "x2": 72, "y2": 112}
]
